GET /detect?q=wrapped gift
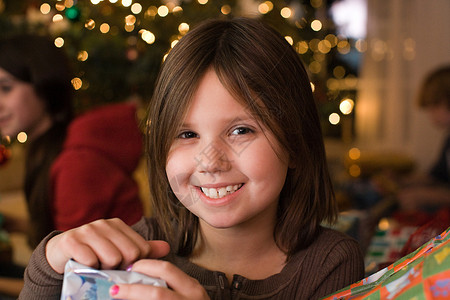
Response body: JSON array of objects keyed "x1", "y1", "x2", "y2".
[
  {"x1": 322, "y1": 226, "x2": 450, "y2": 299},
  {"x1": 61, "y1": 260, "x2": 167, "y2": 300}
]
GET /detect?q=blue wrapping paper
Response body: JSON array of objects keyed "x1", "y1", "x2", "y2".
[{"x1": 61, "y1": 260, "x2": 167, "y2": 300}]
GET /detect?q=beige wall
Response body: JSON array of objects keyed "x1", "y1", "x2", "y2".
[{"x1": 356, "y1": 0, "x2": 450, "y2": 171}]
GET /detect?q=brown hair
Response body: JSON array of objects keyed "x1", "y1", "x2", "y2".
[
  {"x1": 146, "y1": 17, "x2": 337, "y2": 258},
  {"x1": 417, "y1": 65, "x2": 450, "y2": 109}
]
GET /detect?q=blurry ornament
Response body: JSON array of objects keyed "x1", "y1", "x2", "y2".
[
  {"x1": 0, "y1": 144, "x2": 11, "y2": 166},
  {"x1": 65, "y1": 6, "x2": 81, "y2": 22}
]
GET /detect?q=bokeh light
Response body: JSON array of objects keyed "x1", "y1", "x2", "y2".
[
  {"x1": 339, "y1": 98, "x2": 354, "y2": 115},
  {"x1": 348, "y1": 147, "x2": 361, "y2": 160},
  {"x1": 17, "y1": 132, "x2": 28, "y2": 143},
  {"x1": 329, "y1": 113, "x2": 340, "y2": 125}
]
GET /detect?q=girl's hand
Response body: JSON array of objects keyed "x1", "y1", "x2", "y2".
[
  {"x1": 45, "y1": 218, "x2": 170, "y2": 274},
  {"x1": 109, "y1": 259, "x2": 210, "y2": 300}
]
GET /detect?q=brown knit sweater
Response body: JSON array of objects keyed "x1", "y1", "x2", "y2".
[{"x1": 19, "y1": 218, "x2": 364, "y2": 299}]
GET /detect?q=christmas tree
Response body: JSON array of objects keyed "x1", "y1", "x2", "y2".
[{"x1": 0, "y1": 0, "x2": 358, "y2": 138}]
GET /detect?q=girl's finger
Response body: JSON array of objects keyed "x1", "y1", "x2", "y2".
[
  {"x1": 63, "y1": 220, "x2": 125, "y2": 269},
  {"x1": 47, "y1": 218, "x2": 149, "y2": 272},
  {"x1": 130, "y1": 260, "x2": 208, "y2": 299},
  {"x1": 110, "y1": 283, "x2": 174, "y2": 300},
  {"x1": 145, "y1": 240, "x2": 171, "y2": 258},
  {"x1": 91, "y1": 219, "x2": 151, "y2": 269},
  {"x1": 46, "y1": 232, "x2": 98, "y2": 273}
]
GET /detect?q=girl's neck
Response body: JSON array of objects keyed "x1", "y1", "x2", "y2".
[{"x1": 190, "y1": 218, "x2": 287, "y2": 283}]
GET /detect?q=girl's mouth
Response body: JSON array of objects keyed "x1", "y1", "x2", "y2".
[{"x1": 200, "y1": 184, "x2": 243, "y2": 199}]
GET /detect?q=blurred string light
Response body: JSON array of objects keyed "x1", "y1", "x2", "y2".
[
  {"x1": 125, "y1": 14, "x2": 136, "y2": 31},
  {"x1": 100, "y1": 23, "x2": 110, "y2": 33},
  {"x1": 173, "y1": 6, "x2": 183, "y2": 13},
  {"x1": 54, "y1": 37, "x2": 64, "y2": 47},
  {"x1": 131, "y1": 3, "x2": 142, "y2": 14},
  {"x1": 296, "y1": 41, "x2": 308, "y2": 54},
  {"x1": 318, "y1": 40, "x2": 331, "y2": 54},
  {"x1": 280, "y1": 7, "x2": 292, "y2": 19},
  {"x1": 258, "y1": 1, "x2": 274, "y2": 14},
  {"x1": 55, "y1": 3, "x2": 65, "y2": 11},
  {"x1": 71, "y1": 77, "x2": 83, "y2": 90},
  {"x1": 337, "y1": 40, "x2": 351, "y2": 54},
  {"x1": 140, "y1": 30, "x2": 155, "y2": 44},
  {"x1": 53, "y1": 13, "x2": 64, "y2": 22},
  {"x1": 333, "y1": 65, "x2": 346, "y2": 78},
  {"x1": 157, "y1": 5, "x2": 169, "y2": 17},
  {"x1": 39, "y1": 0, "x2": 367, "y2": 62},
  {"x1": 348, "y1": 147, "x2": 361, "y2": 160},
  {"x1": 339, "y1": 98, "x2": 354, "y2": 115},
  {"x1": 347, "y1": 147, "x2": 361, "y2": 178},
  {"x1": 77, "y1": 50, "x2": 88, "y2": 61},
  {"x1": 221, "y1": 5, "x2": 231, "y2": 15},
  {"x1": 178, "y1": 22, "x2": 189, "y2": 34},
  {"x1": 329, "y1": 113, "x2": 340, "y2": 125},
  {"x1": 122, "y1": 0, "x2": 132, "y2": 7},
  {"x1": 284, "y1": 36, "x2": 293, "y2": 46},
  {"x1": 311, "y1": 19, "x2": 322, "y2": 31},
  {"x1": 40, "y1": 3, "x2": 51, "y2": 14},
  {"x1": 348, "y1": 164, "x2": 361, "y2": 177},
  {"x1": 85, "y1": 19, "x2": 95, "y2": 30},
  {"x1": 378, "y1": 218, "x2": 390, "y2": 231},
  {"x1": 32, "y1": 0, "x2": 368, "y2": 127},
  {"x1": 17, "y1": 132, "x2": 27, "y2": 144}
]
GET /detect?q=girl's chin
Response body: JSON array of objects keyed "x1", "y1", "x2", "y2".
[{"x1": 199, "y1": 218, "x2": 240, "y2": 230}]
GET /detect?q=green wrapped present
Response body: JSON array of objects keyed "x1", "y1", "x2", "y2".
[{"x1": 322, "y1": 226, "x2": 450, "y2": 299}]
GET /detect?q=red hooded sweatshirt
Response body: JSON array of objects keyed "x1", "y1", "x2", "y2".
[{"x1": 50, "y1": 103, "x2": 144, "y2": 230}]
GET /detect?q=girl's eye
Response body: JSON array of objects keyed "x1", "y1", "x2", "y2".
[
  {"x1": 178, "y1": 131, "x2": 198, "y2": 139},
  {"x1": 0, "y1": 84, "x2": 13, "y2": 93},
  {"x1": 231, "y1": 127, "x2": 253, "y2": 135}
]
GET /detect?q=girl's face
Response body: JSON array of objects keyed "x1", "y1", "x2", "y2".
[
  {"x1": 0, "y1": 67, "x2": 52, "y2": 140},
  {"x1": 426, "y1": 103, "x2": 450, "y2": 130},
  {"x1": 166, "y1": 69, "x2": 289, "y2": 230}
]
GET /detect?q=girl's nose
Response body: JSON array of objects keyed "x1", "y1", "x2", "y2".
[{"x1": 195, "y1": 141, "x2": 232, "y2": 174}]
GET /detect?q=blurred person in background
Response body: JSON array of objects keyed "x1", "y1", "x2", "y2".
[
  {"x1": 397, "y1": 65, "x2": 450, "y2": 211},
  {"x1": 391, "y1": 66, "x2": 450, "y2": 257},
  {"x1": 0, "y1": 34, "x2": 144, "y2": 297}
]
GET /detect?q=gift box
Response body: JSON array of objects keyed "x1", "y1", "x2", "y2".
[
  {"x1": 61, "y1": 260, "x2": 167, "y2": 300},
  {"x1": 322, "y1": 226, "x2": 450, "y2": 299}
]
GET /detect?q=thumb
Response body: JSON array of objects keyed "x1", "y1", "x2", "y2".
[{"x1": 147, "y1": 240, "x2": 170, "y2": 258}]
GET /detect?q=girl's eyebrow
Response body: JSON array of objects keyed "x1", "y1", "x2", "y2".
[
  {"x1": 0, "y1": 76, "x2": 15, "y2": 84},
  {"x1": 180, "y1": 115, "x2": 256, "y2": 128}
]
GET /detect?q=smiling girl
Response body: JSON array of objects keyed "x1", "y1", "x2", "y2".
[{"x1": 20, "y1": 18, "x2": 364, "y2": 299}]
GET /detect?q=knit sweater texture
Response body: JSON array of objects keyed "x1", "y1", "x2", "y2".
[{"x1": 19, "y1": 217, "x2": 364, "y2": 299}]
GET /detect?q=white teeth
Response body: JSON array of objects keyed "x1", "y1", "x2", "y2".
[
  {"x1": 201, "y1": 184, "x2": 242, "y2": 199},
  {"x1": 218, "y1": 188, "x2": 227, "y2": 197},
  {"x1": 209, "y1": 188, "x2": 218, "y2": 198}
]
